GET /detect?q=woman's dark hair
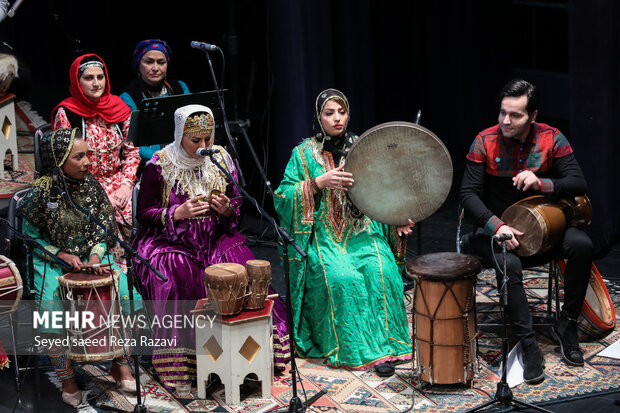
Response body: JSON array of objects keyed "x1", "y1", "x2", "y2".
[{"x1": 498, "y1": 79, "x2": 538, "y2": 115}]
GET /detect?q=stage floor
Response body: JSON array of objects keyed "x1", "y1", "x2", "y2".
[{"x1": 1, "y1": 204, "x2": 619, "y2": 412}]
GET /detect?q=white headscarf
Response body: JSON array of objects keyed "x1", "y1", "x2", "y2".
[{"x1": 157, "y1": 104, "x2": 234, "y2": 198}]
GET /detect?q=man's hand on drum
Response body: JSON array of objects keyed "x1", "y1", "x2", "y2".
[
  {"x1": 397, "y1": 219, "x2": 415, "y2": 237},
  {"x1": 315, "y1": 164, "x2": 354, "y2": 192},
  {"x1": 57, "y1": 251, "x2": 83, "y2": 272},
  {"x1": 495, "y1": 224, "x2": 524, "y2": 250},
  {"x1": 512, "y1": 170, "x2": 541, "y2": 191},
  {"x1": 211, "y1": 193, "x2": 234, "y2": 217},
  {"x1": 85, "y1": 255, "x2": 111, "y2": 276},
  {"x1": 173, "y1": 195, "x2": 210, "y2": 221}
]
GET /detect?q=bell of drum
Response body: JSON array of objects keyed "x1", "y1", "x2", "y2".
[
  {"x1": 406, "y1": 252, "x2": 481, "y2": 385},
  {"x1": 204, "y1": 263, "x2": 248, "y2": 316},
  {"x1": 0, "y1": 255, "x2": 22, "y2": 315},
  {"x1": 244, "y1": 260, "x2": 272, "y2": 310},
  {"x1": 501, "y1": 196, "x2": 566, "y2": 257},
  {"x1": 58, "y1": 271, "x2": 126, "y2": 362},
  {"x1": 501, "y1": 195, "x2": 592, "y2": 257}
]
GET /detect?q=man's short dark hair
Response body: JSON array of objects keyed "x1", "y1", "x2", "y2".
[{"x1": 499, "y1": 79, "x2": 538, "y2": 115}]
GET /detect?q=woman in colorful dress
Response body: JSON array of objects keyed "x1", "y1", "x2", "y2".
[
  {"x1": 132, "y1": 104, "x2": 289, "y2": 390},
  {"x1": 273, "y1": 88, "x2": 414, "y2": 377},
  {"x1": 22, "y1": 128, "x2": 141, "y2": 407},
  {"x1": 52, "y1": 53, "x2": 140, "y2": 243},
  {"x1": 119, "y1": 38, "x2": 190, "y2": 163}
]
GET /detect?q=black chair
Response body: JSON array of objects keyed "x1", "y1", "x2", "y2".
[
  {"x1": 33, "y1": 123, "x2": 52, "y2": 178},
  {"x1": 4, "y1": 187, "x2": 32, "y2": 266},
  {"x1": 456, "y1": 205, "x2": 560, "y2": 330}
]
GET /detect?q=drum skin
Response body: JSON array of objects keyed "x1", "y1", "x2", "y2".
[
  {"x1": 204, "y1": 263, "x2": 248, "y2": 316},
  {"x1": 558, "y1": 261, "x2": 615, "y2": 341},
  {"x1": 501, "y1": 195, "x2": 592, "y2": 257},
  {"x1": 407, "y1": 253, "x2": 481, "y2": 385},
  {"x1": 244, "y1": 260, "x2": 272, "y2": 310},
  {"x1": 58, "y1": 271, "x2": 126, "y2": 362},
  {"x1": 345, "y1": 121, "x2": 453, "y2": 225},
  {"x1": 502, "y1": 196, "x2": 566, "y2": 257},
  {"x1": 0, "y1": 255, "x2": 22, "y2": 315}
]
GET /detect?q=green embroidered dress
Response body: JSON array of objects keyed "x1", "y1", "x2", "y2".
[
  {"x1": 274, "y1": 137, "x2": 412, "y2": 369},
  {"x1": 22, "y1": 129, "x2": 141, "y2": 334}
]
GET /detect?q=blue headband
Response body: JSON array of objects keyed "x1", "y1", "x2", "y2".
[{"x1": 131, "y1": 39, "x2": 171, "y2": 69}]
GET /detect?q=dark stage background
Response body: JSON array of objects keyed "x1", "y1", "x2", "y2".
[{"x1": 2, "y1": 0, "x2": 619, "y2": 254}]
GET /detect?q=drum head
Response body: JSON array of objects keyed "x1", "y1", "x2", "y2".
[
  {"x1": 345, "y1": 121, "x2": 452, "y2": 225},
  {"x1": 406, "y1": 252, "x2": 481, "y2": 281}
]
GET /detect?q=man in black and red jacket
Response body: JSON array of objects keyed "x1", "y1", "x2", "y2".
[{"x1": 460, "y1": 79, "x2": 592, "y2": 385}]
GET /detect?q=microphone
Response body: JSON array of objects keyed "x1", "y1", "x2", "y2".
[
  {"x1": 190, "y1": 41, "x2": 220, "y2": 51},
  {"x1": 7, "y1": 0, "x2": 26, "y2": 18},
  {"x1": 196, "y1": 148, "x2": 220, "y2": 158},
  {"x1": 47, "y1": 170, "x2": 60, "y2": 210},
  {"x1": 492, "y1": 233, "x2": 513, "y2": 242}
]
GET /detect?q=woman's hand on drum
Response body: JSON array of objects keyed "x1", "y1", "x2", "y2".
[
  {"x1": 86, "y1": 255, "x2": 111, "y2": 276},
  {"x1": 397, "y1": 219, "x2": 415, "y2": 237},
  {"x1": 495, "y1": 225, "x2": 524, "y2": 250},
  {"x1": 173, "y1": 195, "x2": 211, "y2": 221},
  {"x1": 512, "y1": 170, "x2": 541, "y2": 192},
  {"x1": 211, "y1": 193, "x2": 234, "y2": 217},
  {"x1": 110, "y1": 184, "x2": 132, "y2": 210},
  {"x1": 57, "y1": 251, "x2": 83, "y2": 272},
  {"x1": 315, "y1": 164, "x2": 354, "y2": 192}
]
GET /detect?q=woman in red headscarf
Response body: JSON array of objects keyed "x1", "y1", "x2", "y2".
[{"x1": 52, "y1": 54, "x2": 140, "y2": 242}]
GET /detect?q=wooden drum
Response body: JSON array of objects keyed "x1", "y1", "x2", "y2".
[
  {"x1": 406, "y1": 252, "x2": 481, "y2": 385},
  {"x1": 0, "y1": 255, "x2": 22, "y2": 315},
  {"x1": 204, "y1": 263, "x2": 248, "y2": 316},
  {"x1": 244, "y1": 260, "x2": 272, "y2": 310},
  {"x1": 501, "y1": 195, "x2": 592, "y2": 257},
  {"x1": 558, "y1": 261, "x2": 616, "y2": 341},
  {"x1": 58, "y1": 271, "x2": 126, "y2": 362}
]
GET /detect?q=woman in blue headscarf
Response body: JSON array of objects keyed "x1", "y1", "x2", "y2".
[{"x1": 120, "y1": 39, "x2": 190, "y2": 162}]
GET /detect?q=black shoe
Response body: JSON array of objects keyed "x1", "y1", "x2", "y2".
[
  {"x1": 552, "y1": 314, "x2": 584, "y2": 367},
  {"x1": 521, "y1": 337, "x2": 545, "y2": 385},
  {"x1": 375, "y1": 362, "x2": 395, "y2": 377}
]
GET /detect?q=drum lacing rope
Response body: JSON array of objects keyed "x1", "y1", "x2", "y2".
[{"x1": 414, "y1": 278, "x2": 477, "y2": 384}]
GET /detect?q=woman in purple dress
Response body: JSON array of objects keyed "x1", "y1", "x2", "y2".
[{"x1": 132, "y1": 104, "x2": 289, "y2": 390}]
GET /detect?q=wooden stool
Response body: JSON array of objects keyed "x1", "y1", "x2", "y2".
[
  {"x1": 194, "y1": 298, "x2": 273, "y2": 404},
  {"x1": 0, "y1": 94, "x2": 18, "y2": 180}
]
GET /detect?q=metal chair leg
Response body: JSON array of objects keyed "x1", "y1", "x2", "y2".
[{"x1": 9, "y1": 312, "x2": 20, "y2": 392}]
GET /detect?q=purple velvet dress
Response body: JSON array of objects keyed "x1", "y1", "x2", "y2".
[{"x1": 132, "y1": 154, "x2": 290, "y2": 389}]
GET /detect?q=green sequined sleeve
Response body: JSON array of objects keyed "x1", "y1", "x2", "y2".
[
  {"x1": 89, "y1": 243, "x2": 107, "y2": 260},
  {"x1": 22, "y1": 218, "x2": 60, "y2": 259}
]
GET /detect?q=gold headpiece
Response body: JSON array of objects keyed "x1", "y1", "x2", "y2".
[{"x1": 183, "y1": 112, "x2": 214, "y2": 136}]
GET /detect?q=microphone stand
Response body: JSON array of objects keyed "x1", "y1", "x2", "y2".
[
  {"x1": 207, "y1": 152, "x2": 326, "y2": 412},
  {"x1": 197, "y1": 48, "x2": 246, "y2": 188},
  {"x1": 465, "y1": 239, "x2": 552, "y2": 413},
  {"x1": 228, "y1": 119, "x2": 275, "y2": 198},
  {"x1": 54, "y1": 187, "x2": 167, "y2": 413}
]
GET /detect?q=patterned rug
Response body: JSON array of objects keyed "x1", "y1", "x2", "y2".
[{"x1": 64, "y1": 268, "x2": 620, "y2": 412}]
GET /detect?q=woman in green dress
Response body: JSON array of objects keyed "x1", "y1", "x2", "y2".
[
  {"x1": 274, "y1": 88, "x2": 414, "y2": 376},
  {"x1": 22, "y1": 128, "x2": 141, "y2": 406}
]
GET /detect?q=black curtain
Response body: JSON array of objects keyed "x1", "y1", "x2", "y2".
[
  {"x1": 4, "y1": 0, "x2": 619, "y2": 252},
  {"x1": 267, "y1": 0, "x2": 620, "y2": 253},
  {"x1": 569, "y1": 1, "x2": 620, "y2": 254}
]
